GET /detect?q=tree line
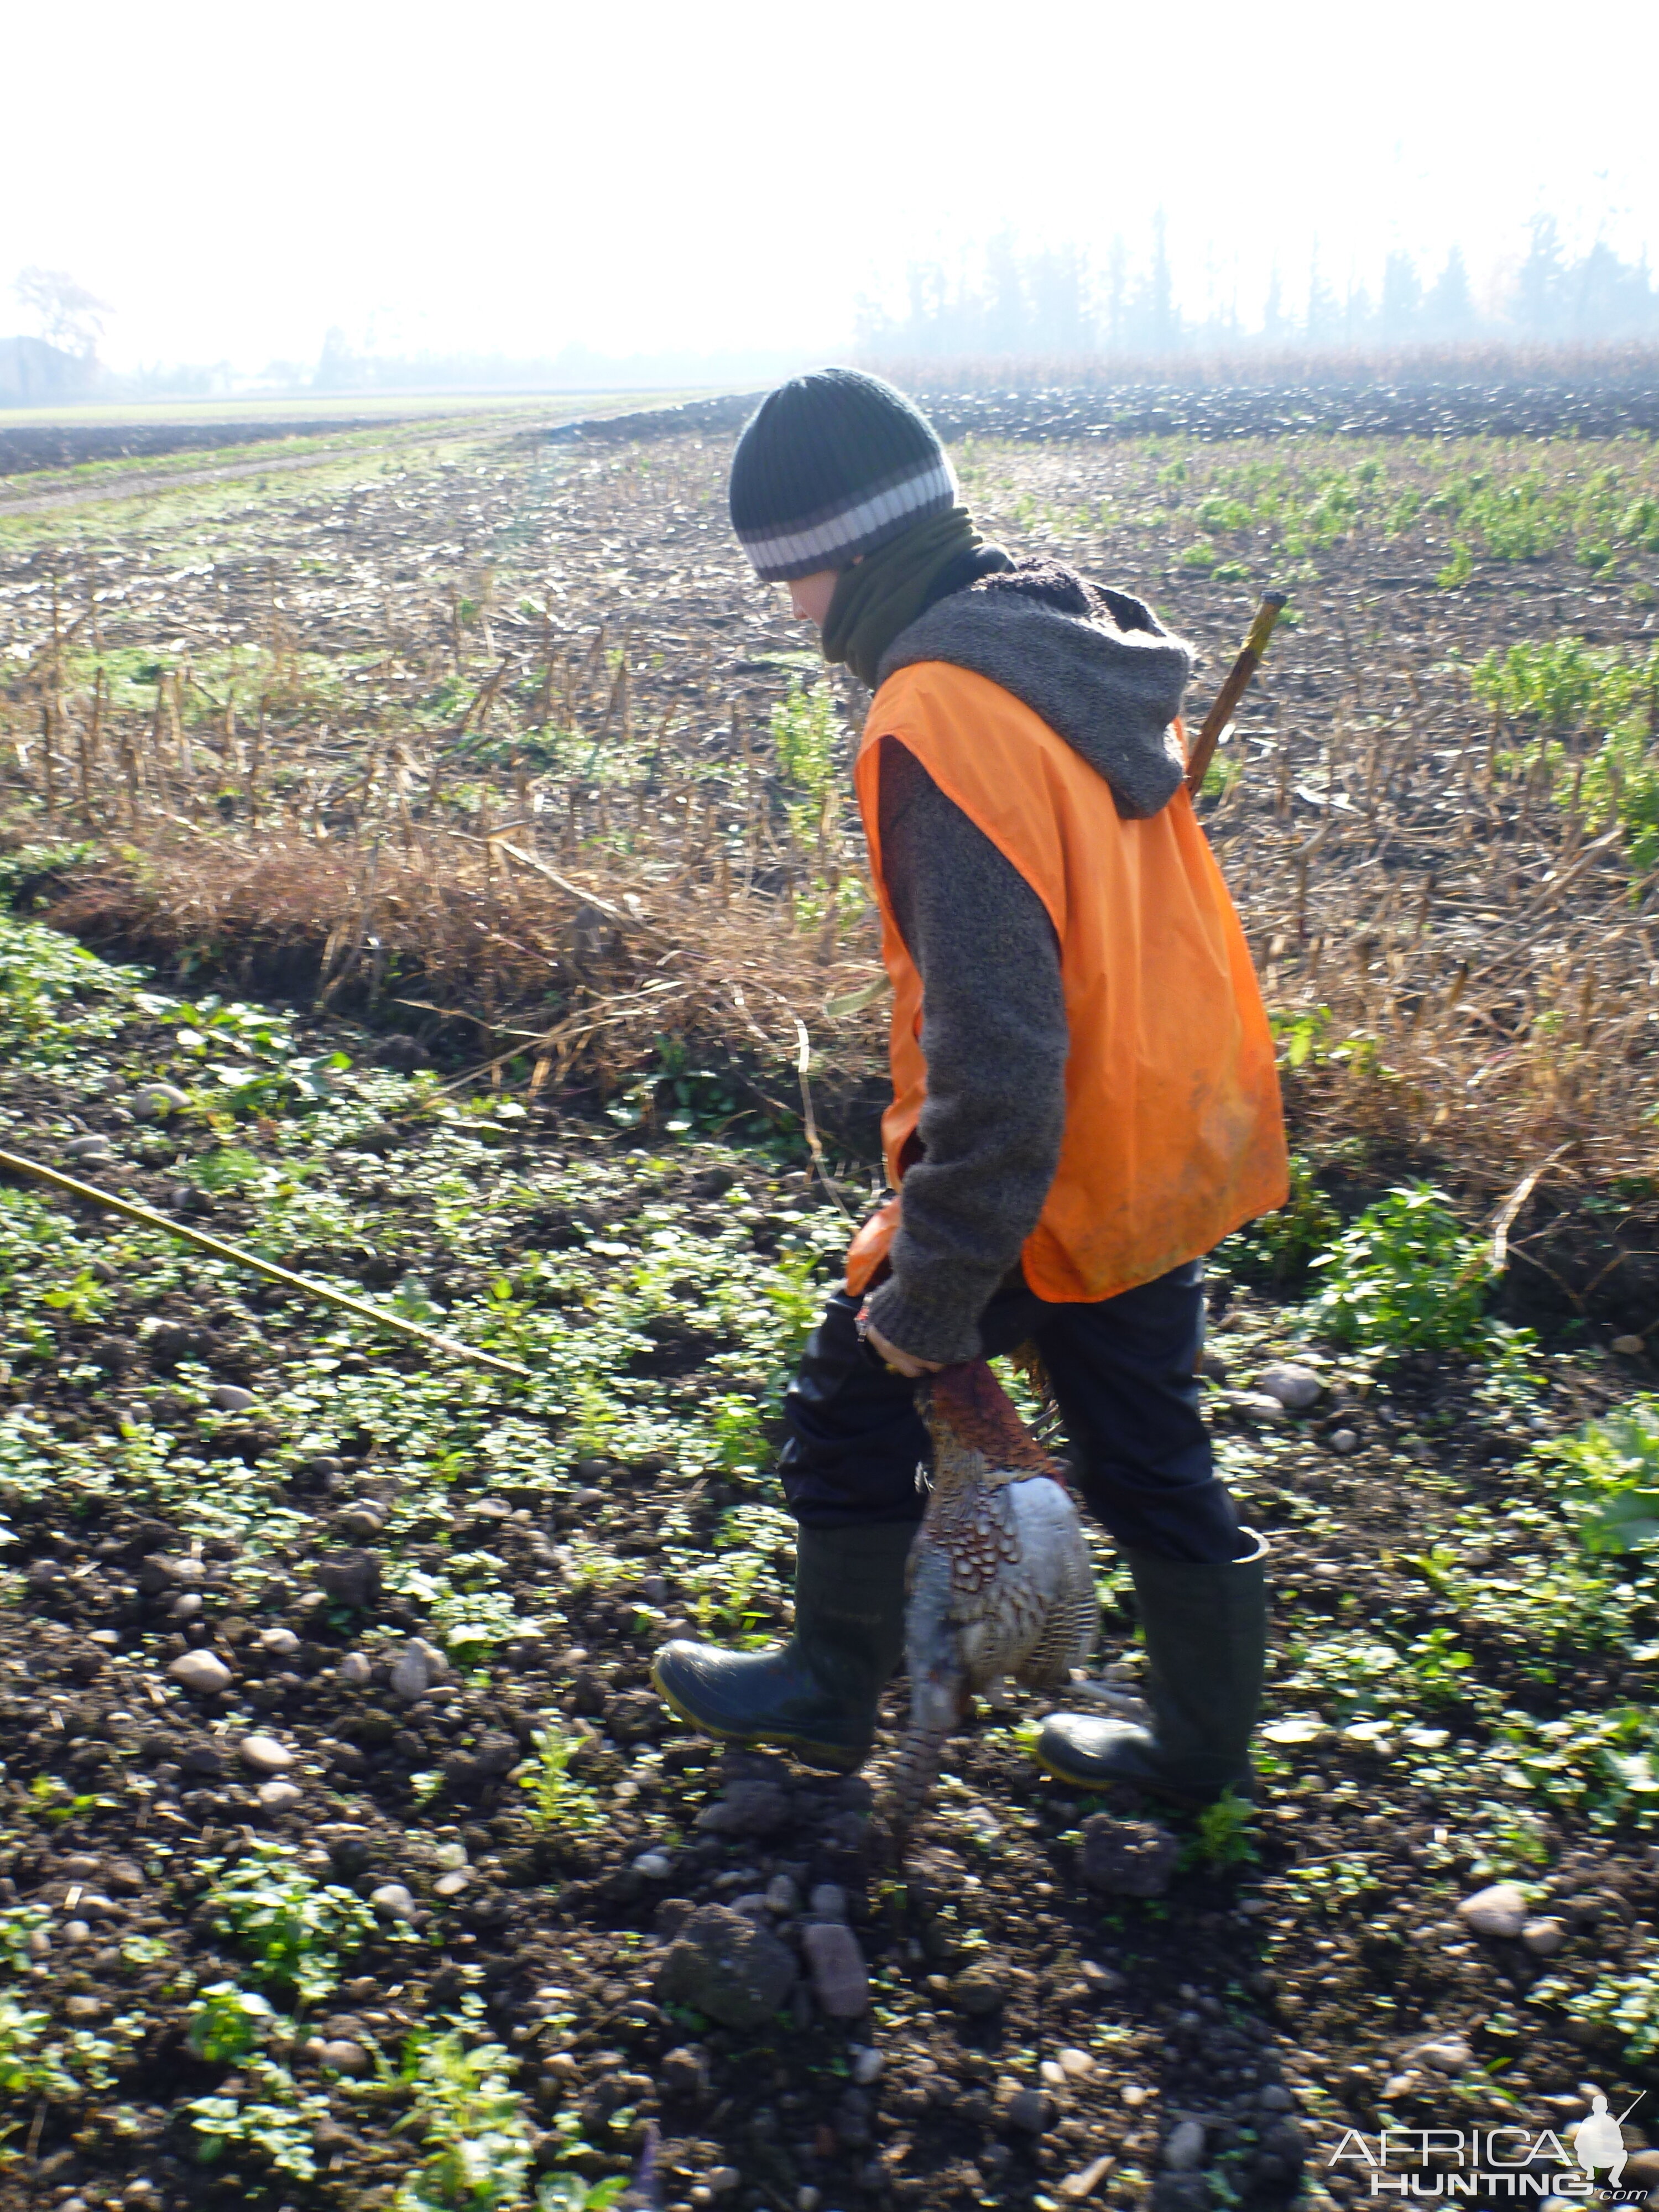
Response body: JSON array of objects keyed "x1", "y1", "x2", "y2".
[{"x1": 854, "y1": 218, "x2": 1659, "y2": 359}]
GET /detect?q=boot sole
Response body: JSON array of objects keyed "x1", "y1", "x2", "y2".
[
  {"x1": 1030, "y1": 1739, "x2": 1233, "y2": 1808},
  {"x1": 651, "y1": 1665, "x2": 869, "y2": 1776}
]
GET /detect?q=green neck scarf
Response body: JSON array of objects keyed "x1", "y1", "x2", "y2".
[{"x1": 821, "y1": 507, "x2": 992, "y2": 688}]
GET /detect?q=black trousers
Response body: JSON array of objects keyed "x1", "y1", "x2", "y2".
[{"x1": 779, "y1": 1260, "x2": 1244, "y2": 1564}]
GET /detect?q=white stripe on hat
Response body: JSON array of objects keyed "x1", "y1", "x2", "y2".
[{"x1": 738, "y1": 456, "x2": 959, "y2": 574}]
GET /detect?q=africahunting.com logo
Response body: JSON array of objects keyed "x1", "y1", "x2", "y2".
[{"x1": 1328, "y1": 2094, "x2": 1647, "y2": 2198}]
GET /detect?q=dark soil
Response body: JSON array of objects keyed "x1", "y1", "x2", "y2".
[
  {"x1": 863, "y1": 361, "x2": 1659, "y2": 442},
  {"x1": 4, "y1": 912, "x2": 1659, "y2": 2212},
  {"x1": 544, "y1": 371, "x2": 1659, "y2": 452}
]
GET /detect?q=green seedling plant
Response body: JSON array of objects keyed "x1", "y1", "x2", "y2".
[
  {"x1": 1434, "y1": 540, "x2": 1475, "y2": 589},
  {"x1": 187, "y1": 2060, "x2": 333, "y2": 2182},
  {"x1": 535, "y1": 2083, "x2": 615, "y2": 2180},
  {"x1": 394, "y1": 2004, "x2": 535, "y2": 2212},
  {"x1": 0, "y1": 1994, "x2": 83, "y2": 2104},
  {"x1": 537, "y1": 2178, "x2": 628, "y2": 2212},
  {"x1": 25, "y1": 1776, "x2": 108, "y2": 1826},
  {"x1": 1465, "y1": 1803, "x2": 1551, "y2": 1879},
  {"x1": 1474, "y1": 1323, "x2": 1548, "y2": 1420},
  {"x1": 1403, "y1": 1625, "x2": 1477, "y2": 1706},
  {"x1": 1269, "y1": 1004, "x2": 1394, "y2": 1082},
  {"x1": 0, "y1": 1902, "x2": 51, "y2": 1973},
  {"x1": 771, "y1": 677, "x2": 849, "y2": 916},
  {"x1": 119, "y1": 1932, "x2": 174, "y2": 1969},
  {"x1": 184, "y1": 1966, "x2": 355, "y2": 2178},
  {"x1": 419, "y1": 1568, "x2": 543, "y2": 1662},
  {"x1": 561, "y1": 1376, "x2": 621, "y2": 1467},
  {"x1": 0, "y1": 1991, "x2": 131, "y2": 2111},
  {"x1": 40, "y1": 1268, "x2": 112, "y2": 1325},
  {"x1": 708, "y1": 1392, "x2": 769, "y2": 1473},
  {"x1": 1491, "y1": 1701, "x2": 1659, "y2": 1829},
  {"x1": 1470, "y1": 638, "x2": 1640, "y2": 733},
  {"x1": 1540, "y1": 1395, "x2": 1659, "y2": 1558},
  {"x1": 1219, "y1": 1150, "x2": 1340, "y2": 1288},
  {"x1": 191, "y1": 1145, "x2": 265, "y2": 1193},
  {"x1": 0, "y1": 839, "x2": 101, "y2": 907},
  {"x1": 518, "y1": 1723, "x2": 604, "y2": 1832},
  {"x1": 1308, "y1": 1183, "x2": 1493, "y2": 1353},
  {"x1": 200, "y1": 1839, "x2": 382, "y2": 2004},
  {"x1": 628, "y1": 1032, "x2": 757, "y2": 1139},
  {"x1": 682, "y1": 1545, "x2": 768, "y2": 1644},
  {"x1": 1183, "y1": 1789, "x2": 1259, "y2": 1870},
  {"x1": 763, "y1": 1247, "x2": 831, "y2": 1365},
  {"x1": 1431, "y1": 466, "x2": 1659, "y2": 573},
  {"x1": 1200, "y1": 748, "x2": 1246, "y2": 799},
  {"x1": 1471, "y1": 638, "x2": 1659, "y2": 876},
  {"x1": 1282, "y1": 1854, "x2": 1380, "y2": 1917},
  {"x1": 1580, "y1": 713, "x2": 1659, "y2": 878},
  {"x1": 771, "y1": 678, "x2": 839, "y2": 792},
  {"x1": 672, "y1": 1499, "x2": 793, "y2": 1648},
  {"x1": 186, "y1": 1981, "x2": 280, "y2": 2065},
  {"x1": 1533, "y1": 1958, "x2": 1659, "y2": 2063}
]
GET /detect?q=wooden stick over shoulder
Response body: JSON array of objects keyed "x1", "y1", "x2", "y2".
[{"x1": 1184, "y1": 591, "x2": 1289, "y2": 798}]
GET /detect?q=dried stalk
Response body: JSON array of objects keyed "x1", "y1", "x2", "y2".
[{"x1": 0, "y1": 1146, "x2": 529, "y2": 1377}]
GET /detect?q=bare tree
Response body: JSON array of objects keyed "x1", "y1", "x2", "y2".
[{"x1": 12, "y1": 267, "x2": 111, "y2": 358}]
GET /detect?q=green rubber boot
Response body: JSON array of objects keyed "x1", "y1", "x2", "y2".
[
  {"x1": 651, "y1": 1521, "x2": 913, "y2": 1774},
  {"x1": 1034, "y1": 1530, "x2": 1269, "y2": 1804}
]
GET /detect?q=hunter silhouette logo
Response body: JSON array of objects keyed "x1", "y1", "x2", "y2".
[
  {"x1": 1574, "y1": 2096, "x2": 1643, "y2": 2191},
  {"x1": 1327, "y1": 2092, "x2": 1647, "y2": 2198}
]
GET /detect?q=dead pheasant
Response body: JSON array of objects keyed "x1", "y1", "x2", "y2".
[{"x1": 881, "y1": 1359, "x2": 1099, "y2": 1851}]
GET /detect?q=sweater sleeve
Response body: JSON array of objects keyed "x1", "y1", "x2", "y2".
[{"x1": 861, "y1": 735, "x2": 1069, "y2": 1363}]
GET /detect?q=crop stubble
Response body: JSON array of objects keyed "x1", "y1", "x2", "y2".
[{"x1": 4, "y1": 408, "x2": 1659, "y2": 1316}]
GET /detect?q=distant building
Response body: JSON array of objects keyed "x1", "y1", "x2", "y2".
[{"x1": 0, "y1": 336, "x2": 100, "y2": 406}]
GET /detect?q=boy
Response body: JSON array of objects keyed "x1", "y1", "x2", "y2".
[{"x1": 654, "y1": 368, "x2": 1287, "y2": 1803}]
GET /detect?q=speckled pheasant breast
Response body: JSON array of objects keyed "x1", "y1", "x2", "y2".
[{"x1": 883, "y1": 1360, "x2": 1099, "y2": 1846}]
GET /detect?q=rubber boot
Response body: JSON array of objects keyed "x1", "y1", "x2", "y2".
[
  {"x1": 651, "y1": 1521, "x2": 913, "y2": 1774},
  {"x1": 1034, "y1": 1529, "x2": 1269, "y2": 1803}
]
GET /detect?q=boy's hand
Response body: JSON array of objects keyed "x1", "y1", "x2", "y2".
[{"x1": 861, "y1": 1321, "x2": 944, "y2": 1379}]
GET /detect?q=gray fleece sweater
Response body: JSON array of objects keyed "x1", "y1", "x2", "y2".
[{"x1": 859, "y1": 562, "x2": 1193, "y2": 1364}]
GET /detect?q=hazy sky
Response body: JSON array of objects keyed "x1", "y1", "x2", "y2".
[{"x1": 4, "y1": 0, "x2": 1656, "y2": 369}]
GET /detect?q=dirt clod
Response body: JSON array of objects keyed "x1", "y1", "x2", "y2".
[
  {"x1": 659, "y1": 1902, "x2": 799, "y2": 2029},
  {"x1": 1079, "y1": 1813, "x2": 1181, "y2": 1896}
]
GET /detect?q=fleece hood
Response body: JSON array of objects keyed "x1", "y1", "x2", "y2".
[{"x1": 874, "y1": 559, "x2": 1193, "y2": 820}]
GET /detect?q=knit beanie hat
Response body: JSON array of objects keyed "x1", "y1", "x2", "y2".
[{"x1": 728, "y1": 367, "x2": 959, "y2": 582}]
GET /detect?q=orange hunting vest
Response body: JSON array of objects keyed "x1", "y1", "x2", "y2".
[{"x1": 845, "y1": 660, "x2": 1288, "y2": 1305}]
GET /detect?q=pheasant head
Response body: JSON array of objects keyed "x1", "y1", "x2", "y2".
[{"x1": 919, "y1": 1359, "x2": 1061, "y2": 1492}]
